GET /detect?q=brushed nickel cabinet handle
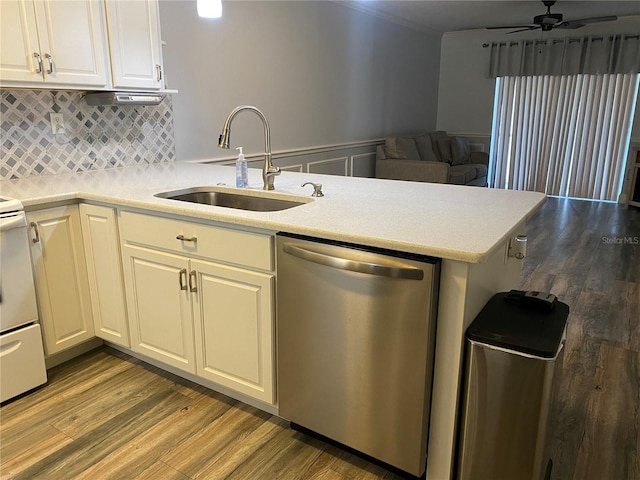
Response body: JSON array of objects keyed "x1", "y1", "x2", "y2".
[
  {"x1": 176, "y1": 234, "x2": 197, "y2": 243},
  {"x1": 44, "y1": 53, "x2": 54, "y2": 74},
  {"x1": 178, "y1": 268, "x2": 188, "y2": 291},
  {"x1": 33, "y1": 53, "x2": 42, "y2": 74},
  {"x1": 156, "y1": 64, "x2": 162, "y2": 81},
  {"x1": 189, "y1": 270, "x2": 198, "y2": 293},
  {"x1": 30, "y1": 222, "x2": 40, "y2": 243}
]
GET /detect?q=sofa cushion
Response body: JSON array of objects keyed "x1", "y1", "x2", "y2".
[
  {"x1": 450, "y1": 136, "x2": 471, "y2": 166},
  {"x1": 448, "y1": 163, "x2": 488, "y2": 185},
  {"x1": 376, "y1": 159, "x2": 448, "y2": 184},
  {"x1": 384, "y1": 136, "x2": 420, "y2": 160},
  {"x1": 414, "y1": 133, "x2": 439, "y2": 162}
]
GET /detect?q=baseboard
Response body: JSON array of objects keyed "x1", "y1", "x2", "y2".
[{"x1": 45, "y1": 337, "x2": 104, "y2": 369}]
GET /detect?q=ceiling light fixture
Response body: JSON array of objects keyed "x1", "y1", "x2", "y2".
[{"x1": 197, "y1": 0, "x2": 222, "y2": 19}]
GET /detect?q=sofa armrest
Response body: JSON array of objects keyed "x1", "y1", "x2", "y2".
[
  {"x1": 375, "y1": 159, "x2": 448, "y2": 184},
  {"x1": 469, "y1": 151, "x2": 489, "y2": 166},
  {"x1": 376, "y1": 144, "x2": 387, "y2": 161}
]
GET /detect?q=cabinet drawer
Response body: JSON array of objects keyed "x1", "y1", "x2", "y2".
[{"x1": 119, "y1": 211, "x2": 273, "y2": 271}]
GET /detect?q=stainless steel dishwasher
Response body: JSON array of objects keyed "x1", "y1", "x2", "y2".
[{"x1": 276, "y1": 233, "x2": 440, "y2": 477}]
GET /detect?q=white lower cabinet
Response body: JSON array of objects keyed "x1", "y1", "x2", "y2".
[
  {"x1": 27, "y1": 205, "x2": 95, "y2": 355},
  {"x1": 119, "y1": 211, "x2": 276, "y2": 404},
  {"x1": 192, "y1": 259, "x2": 274, "y2": 403},
  {"x1": 79, "y1": 204, "x2": 129, "y2": 347},
  {"x1": 121, "y1": 245, "x2": 195, "y2": 373}
]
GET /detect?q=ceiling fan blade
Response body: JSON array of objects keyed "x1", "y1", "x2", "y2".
[
  {"x1": 507, "y1": 26, "x2": 542, "y2": 34},
  {"x1": 557, "y1": 15, "x2": 618, "y2": 28},
  {"x1": 486, "y1": 25, "x2": 537, "y2": 30},
  {"x1": 555, "y1": 22, "x2": 584, "y2": 29}
]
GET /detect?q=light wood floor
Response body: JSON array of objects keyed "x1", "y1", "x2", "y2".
[{"x1": 1, "y1": 197, "x2": 638, "y2": 480}]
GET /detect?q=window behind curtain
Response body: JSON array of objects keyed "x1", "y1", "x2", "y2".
[{"x1": 489, "y1": 73, "x2": 639, "y2": 201}]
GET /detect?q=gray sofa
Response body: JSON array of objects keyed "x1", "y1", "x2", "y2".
[{"x1": 375, "y1": 132, "x2": 489, "y2": 186}]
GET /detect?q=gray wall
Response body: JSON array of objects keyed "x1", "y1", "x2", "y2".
[
  {"x1": 436, "y1": 16, "x2": 640, "y2": 141},
  {"x1": 159, "y1": 1, "x2": 441, "y2": 163}
]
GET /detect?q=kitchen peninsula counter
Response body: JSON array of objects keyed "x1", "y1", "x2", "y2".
[
  {"x1": 1, "y1": 161, "x2": 545, "y2": 263},
  {"x1": 1, "y1": 161, "x2": 545, "y2": 480}
]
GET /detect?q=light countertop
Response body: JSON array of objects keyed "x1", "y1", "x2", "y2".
[{"x1": 0, "y1": 161, "x2": 546, "y2": 263}]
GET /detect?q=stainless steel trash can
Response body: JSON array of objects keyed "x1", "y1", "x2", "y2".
[{"x1": 457, "y1": 291, "x2": 569, "y2": 480}]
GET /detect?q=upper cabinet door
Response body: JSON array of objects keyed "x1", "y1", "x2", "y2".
[
  {"x1": 0, "y1": 0, "x2": 43, "y2": 83},
  {"x1": 34, "y1": 0, "x2": 110, "y2": 87},
  {"x1": 105, "y1": 0, "x2": 164, "y2": 90},
  {"x1": 0, "y1": 0, "x2": 110, "y2": 87}
]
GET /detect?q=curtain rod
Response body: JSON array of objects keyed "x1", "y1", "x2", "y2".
[{"x1": 482, "y1": 34, "x2": 639, "y2": 48}]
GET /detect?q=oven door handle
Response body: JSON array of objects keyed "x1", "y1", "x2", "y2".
[{"x1": 0, "y1": 213, "x2": 27, "y2": 232}]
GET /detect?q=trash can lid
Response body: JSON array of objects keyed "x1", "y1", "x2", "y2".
[{"x1": 467, "y1": 292, "x2": 569, "y2": 358}]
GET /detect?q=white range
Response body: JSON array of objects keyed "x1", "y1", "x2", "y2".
[{"x1": 0, "y1": 195, "x2": 47, "y2": 403}]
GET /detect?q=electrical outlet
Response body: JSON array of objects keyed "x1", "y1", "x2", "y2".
[{"x1": 50, "y1": 113, "x2": 64, "y2": 134}]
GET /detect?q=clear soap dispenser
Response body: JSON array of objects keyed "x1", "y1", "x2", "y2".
[{"x1": 235, "y1": 146, "x2": 248, "y2": 188}]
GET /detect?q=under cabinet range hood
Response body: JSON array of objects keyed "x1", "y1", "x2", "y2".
[{"x1": 83, "y1": 92, "x2": 164, "y2": 106}]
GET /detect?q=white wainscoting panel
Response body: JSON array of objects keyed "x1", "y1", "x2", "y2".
[
  {"x1": 280, "y1": 163, "x2": 304, "y2": 173},
  {"x1": 351, "y1": 152, "x2": 376, "y2": 177},
  {"x1": 307, "y1": 157, "x2": 349, "y2": 176},
  {"x1": 201, "y1": 140, "x2": 382, "y2": 179}
]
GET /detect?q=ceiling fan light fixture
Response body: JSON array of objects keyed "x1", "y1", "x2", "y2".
[{"x1": 534, "y1": 13, "x2": 563, "y2": 26}]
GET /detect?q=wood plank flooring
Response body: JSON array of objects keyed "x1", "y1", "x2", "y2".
[
  {"x1": 1, "y1": 347, "x2": 403, "y2": 480},
  {"x1": 1, "y1": 197, "x2": 638, "y2": 480},
  {"x1": 520, "y1": 197, "x2": 640, "y2": 480}
]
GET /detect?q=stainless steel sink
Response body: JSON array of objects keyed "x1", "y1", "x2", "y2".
[{"x1": 155, "y1": 187, "x2": 308, "y2": 212}]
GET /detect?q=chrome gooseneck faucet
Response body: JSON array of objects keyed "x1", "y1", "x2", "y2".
[{"x1": 218, "y1": 105, "x2": 281, "y2": 191}]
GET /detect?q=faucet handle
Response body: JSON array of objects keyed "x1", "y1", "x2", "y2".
[{"x1": 301, "y1": 182, "x2": 324, "y2": 197}]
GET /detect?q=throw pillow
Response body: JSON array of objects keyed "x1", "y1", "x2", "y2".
[
  {"x1": 428, "y1": 131, "x2": 448, "y2": 162},
  {"x1": 414, "y1": 133, "x2": 439, "y2": 162},
  {"x1": 384, "y1": 136, "x2": 420, "y2": 160},
  {"x1": 436, "y1": 135, "x2": 453, "y2": 164},
  {"x1": 451, "y1": 136, "x2": 471, "y2": 166}
]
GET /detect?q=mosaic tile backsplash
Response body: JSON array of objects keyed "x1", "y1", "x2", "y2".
[{"x1": 0, "y1": 89, "x2": 175, "y2": 180}]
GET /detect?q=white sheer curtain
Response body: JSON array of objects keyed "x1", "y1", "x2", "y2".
[{"x1": 489, "y1": 73, "x2": 639, "y2": 201}]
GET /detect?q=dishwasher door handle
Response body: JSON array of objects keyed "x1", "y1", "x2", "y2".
[{"x1": 282, "y1": 243, "x2": 424, "y2": 280}]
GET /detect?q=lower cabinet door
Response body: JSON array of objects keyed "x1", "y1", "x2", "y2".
[
  {"x1": 121, "y1": 245, "x2": 195, "y2": 374},
  {"x1": 79, "y1": 204, "x2": 129, "y2": 347},
  {"x1": 28, "y1": 206, "x2": 95, "y2": 355},
  {"x1": 191, "y1": 259, "x2": 275, "y2": 404}
]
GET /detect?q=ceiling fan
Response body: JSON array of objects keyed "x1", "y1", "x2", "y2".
[{"x1": 486, "y1": 0, "x2": 617, "y2": 34}]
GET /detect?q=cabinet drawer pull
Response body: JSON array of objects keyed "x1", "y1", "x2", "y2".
[
  {"x1": 44, "y1": 53, "x2": 54, "y2": 74},
  {"x1": 156, "y1": 64, "x2": 162, "y2": 82},
  {"x1": 189, "y1": 270, "x2": 198, "y2": 293},
  {"x1": 176, "y1": 234, "x2": 197, "y2": 243},
  {"x1": 33, "y1": 52, "x2": 42, "y2": 74},
  {"x1": 178, "y1": 268, "x2": 188, "y2": 290},
  {"x1": 30, "y1": 222, "x2": 40, "y2": 243}
]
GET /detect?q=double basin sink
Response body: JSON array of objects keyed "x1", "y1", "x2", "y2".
[{"x1": 155, "y1": 186, "x2": 310, "y2": 212}]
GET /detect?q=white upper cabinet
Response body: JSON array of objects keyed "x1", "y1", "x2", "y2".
[
  {"x1": 105, "y1": 0, "x2": 164, "y2": 90},
  {"x1": 0, "y1": 0, "x2": 110, "y2": 87}
]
